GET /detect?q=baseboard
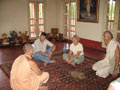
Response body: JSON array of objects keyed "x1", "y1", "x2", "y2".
[
  {"x1": 65, "y1": 38, "x2": 105, "y2": 52},
  {"x1": 80, "y1": 38, "x2": 105, "y2": 51}
]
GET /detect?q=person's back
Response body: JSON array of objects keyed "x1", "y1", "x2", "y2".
[
  {"x1": 10, "y1": 55, "x2": 42, "y2": 90},
  {"x1": 10, "y1": 43, "x2": 49, "y2": 90}
]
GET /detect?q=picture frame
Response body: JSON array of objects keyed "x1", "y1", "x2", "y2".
[{"x1": 77, "y1": 0, "x2": 100, "y2": 23}]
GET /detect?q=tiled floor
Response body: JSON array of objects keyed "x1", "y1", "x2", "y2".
[{"x1": 0, "y1": 42, "x2": 105, "y2": 90}]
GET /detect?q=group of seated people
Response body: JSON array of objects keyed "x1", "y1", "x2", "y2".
[{"x1": 10, "y1": 31, "x2": 120, "y2": 90}]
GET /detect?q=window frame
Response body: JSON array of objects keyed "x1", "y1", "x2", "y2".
[
  {"x1": 28, "y1": 1, "x2": 45, "y2": 39},
  {"x1": 64, "y1": 1, "x2": 77, "y2": 39}
]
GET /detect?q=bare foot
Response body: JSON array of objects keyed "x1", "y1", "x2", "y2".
[
  {"x1": 44, "y1": 62, "x2": 48, "y2": 66},
  {"x1": 49, "y1": 60, "x2": 56, "y2": 63},
  {"x1": 64, "y1": 60, "x2": 69, "y2": 63},
  {"x1": 70, "y1": 63, "x2": 76, "y2": 67},
  {"x1": 64, "y1": 60, "x2": 67, "y2": 62},
  {"x1": 39, "y1": 86, "x2": 48, "y2": 90},
  {"x1": 48, "y1": 52, "x2": 52, "y2": 59}
]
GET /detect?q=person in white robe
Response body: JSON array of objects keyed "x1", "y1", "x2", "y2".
[
  {"x1": 10, "y1": 43, "x2": 49, "y2": 90},
  {"x1": 92, "y1": 31, "x2": 120, "y2": 78},
  {"x1": 107, "y1": 77, "x2": 120, "y2": 90}
]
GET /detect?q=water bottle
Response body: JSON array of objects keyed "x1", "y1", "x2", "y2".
[{"x1": 63, "y1": 48, "x2": 66, "y2": 53}]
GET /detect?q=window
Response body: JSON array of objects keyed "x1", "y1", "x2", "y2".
[
  {"x1": 107, "y1": 0, "x2": 120, "y2": 43},
  {"x1": 64, "y1": 1, "x2": 76, "y2": 39},
  {"x1": 102, "y1": 0, "x2": 120, "y2": 46},
  {"x1": 29, "y1": 2, "x2": 44, "y2": 38},
  {"x1": 116, "y1": 0, "x2": 120, "y2": 42},
  {"x1": 107, "y1": 0, "x2": 116, "y2": 30}
]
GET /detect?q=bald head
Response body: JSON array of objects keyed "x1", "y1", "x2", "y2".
[{"x1": 23, "y1": 43, "x2": 33, "y2": 53}]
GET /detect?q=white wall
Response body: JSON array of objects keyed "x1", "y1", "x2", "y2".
[
  {"x1": 76, "y1": 0, "x2": 104, "y2": 42},
  {"x1": 56, "y1": 0, "x2": 105, "y2": 42},
  {"x1": 0, "y1": 0, "x2": 104, "y2": 42},
  {"x1": 0, "y1": 0, "x2": 57, "y2": 36},
  {"x1": 56, "y1": 0, "x2": 64, "y2": 34},
  {"x1": 0, "y1": 0, "x2": 28, "y2": 36},
  {"x1": 44, "y1": 0, "x2": 57, "y2": 33}
]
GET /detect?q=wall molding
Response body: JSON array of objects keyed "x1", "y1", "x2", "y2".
[
  {"x1": 79, "y1": 38, "x2": 105, "y2": 51},
  {"x1": 66, "y1": 38, "x2": 105, "y2": 52}
]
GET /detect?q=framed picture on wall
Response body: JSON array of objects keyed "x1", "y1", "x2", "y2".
[{"x1": 77, "y1": 0, "x2": 100, "y2": 23}]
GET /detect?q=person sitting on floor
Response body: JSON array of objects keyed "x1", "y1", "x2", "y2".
[
  {"x1": 10, "y1": 43, "x2": 49, "y2": 90},
  {"x1": 92, "y1": 31, "x2": 120, "y2": 78},
  {"x1": 63, "y1": 35, "x2": 84, "y2": 67},
  {"x1": 33, "y1": 32, "x2": 56, "y2": 65},
  {"x1": 107, "y1": 77, "x2": 120, "y2": 90}
]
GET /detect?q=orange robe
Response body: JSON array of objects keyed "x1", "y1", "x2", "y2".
[{"x1": 10, "y1": 54, "x2": 49, "y2": 90}]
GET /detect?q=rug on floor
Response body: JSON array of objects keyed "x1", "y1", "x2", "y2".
[{"x1": 0, "y1": 54, "x2": 116, "y2": 90}]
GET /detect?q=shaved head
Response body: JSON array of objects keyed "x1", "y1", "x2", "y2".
[{"x1": 23, "y1": 43, "x2": 33, "y2": 53}]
